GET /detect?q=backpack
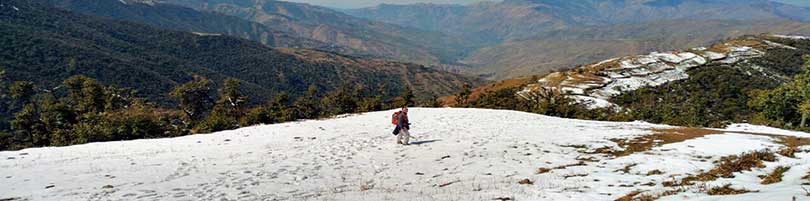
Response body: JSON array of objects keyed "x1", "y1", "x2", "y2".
[{"x1": 391, "y1": 111, "x2": 401, "y2": 125}]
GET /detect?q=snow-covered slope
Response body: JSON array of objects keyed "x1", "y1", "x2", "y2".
[{"x1": 1, "y1": 108, "x2": 809, "y2": 200}]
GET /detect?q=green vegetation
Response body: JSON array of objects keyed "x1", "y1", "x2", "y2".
[
  {"x1": 612, "y1": 64, "x2": 782, "y2": 127},
  {"x1": 454, "y1": 87, "x2": 617, "y2": 121},
  {"x1": 748, "y1": 56, "x2": 810, "y2": 130},
  {"x1": 459, "y1": 37, "x2": 810, "y2": 131},
  {"x1": 0, "y1": 74, "x2": 422, "y2": 151},
  {"x1": 0, "y1": 0, "x2": 479, "y2": 107}
]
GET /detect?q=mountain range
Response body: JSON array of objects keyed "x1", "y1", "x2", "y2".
[
  {"x1": 347, "y1": 0, "x2": 810, "y2": 79},
  {"x1": 1, "y1": 0, "x2": 481, "y2": 105},
  {"x1": 348, "y1": 0, "x2": 810, "y2": 41},
  {"x1": 30, "y1": 0, "x2": 810, "y2": 80},
  {"x1": 152, "y1": 0, "x2": 478, "y2": 66}
]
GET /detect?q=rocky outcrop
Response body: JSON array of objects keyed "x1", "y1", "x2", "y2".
[{"x1": 519, "y1": 35, "x2": 804, "y2": 109}]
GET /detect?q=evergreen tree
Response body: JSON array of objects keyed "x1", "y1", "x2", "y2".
[
  {"x1": 321, "y1": 86, "x2": 358, "y2": 116},
  {"x1": 392, "y1": 86, "x2": 414, "y2": 108},
  {"x1": 293, "y1": 85, "x2": 321, "y2": 119},
  {"x1": 358, "y1": 89, "x2": 383, "y2": 112},
  {"x1": 455, "y1": 83, "x2": 471, "y2": 107},
  {"x1": 10, "y1": 81, "x2": 35, "y2": 104},
  {"x1": 169, "y1": 76, "x2": 214, "y2": 124},
  {"x1": 103, "y1": 86, "x2": 137, "y2": 112},
  {"x1": 63, "y1": 76, "x2": 106, "y2": 115},
  {"x1": 36, "y1": 94, "x2": 76, "y2": 146},
  {"x1": 11, "y1": 103, "x2": 43, "y2": 147},
  {"x1": 800, "y1": 101, "x2": 810, "y2": 127},
  {"x1": 197, "y1": 78, "x2": 248, "y2": 133},
  {"x1": 269, "y1": 92, "x2": 294, "y2": 122}
]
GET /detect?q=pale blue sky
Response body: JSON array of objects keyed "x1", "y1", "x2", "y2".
[
  {"x1": 284, "y1": 0, "x2": 492, "y2": 8},
  {"x1": 286, "y1": 0, "x2": 809, "y2": 9}
]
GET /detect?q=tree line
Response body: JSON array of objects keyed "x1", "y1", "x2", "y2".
[{"x1": 0, "y1": 72, "x2": 428, "y2": 151}]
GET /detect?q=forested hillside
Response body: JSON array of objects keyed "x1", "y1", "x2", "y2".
[
  {"x1": 0, "y1": 0, "x2": 480, "y2": 104},
  {"x1": 448, "y1": 35, "x2": 810, "y2": 132},
  {"x1": 39, "y1": 0, "x2": 351, "y2": 52},
  {"x1": 152, "y1": 0, "x2": 478, "y2": 66}
]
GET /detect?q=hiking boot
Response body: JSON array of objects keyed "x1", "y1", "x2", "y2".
[{"x1": 397, "y1": 141, "x2": 403, "y2": 145}]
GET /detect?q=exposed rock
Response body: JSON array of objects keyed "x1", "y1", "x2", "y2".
[{"x1": 519, "y1": 35, "x2": 801, "y2": 109}]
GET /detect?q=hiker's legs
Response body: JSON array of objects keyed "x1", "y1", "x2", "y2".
[{"x1": 400, "y1": 128, "x2": 410, "y2": 145}]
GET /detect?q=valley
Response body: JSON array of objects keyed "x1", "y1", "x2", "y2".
[{"x1": 2, "y1": 0, "x2": 810, "y2": 200}]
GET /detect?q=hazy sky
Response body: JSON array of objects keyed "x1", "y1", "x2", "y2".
[{"x1": 284, "y1": 0, "x2": 491, "y2": 8}]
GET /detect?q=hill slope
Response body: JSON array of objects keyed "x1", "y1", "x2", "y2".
[
  {"x1": 37, "y1": 0, "x2": 343, "y2": 51},
  {"x1": 463, "y1": 20, "x2": 810, "y2": 79},
  {"x1": 519, "y1": 35, "x2": 810, "y2": 109},
  {"x1": 0, "y1": 0, "x2": 481, "y2": 104},
  {"x1": 1, "y1": 108, "x2": 809, "y2": 200},
  {"x1": 152, "y1": 0, "x2": 478, "y2": 66}
]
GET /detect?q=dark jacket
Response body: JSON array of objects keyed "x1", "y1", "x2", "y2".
[
  {"x1": 397, "y1": 112, "x2": 409, "y2": 129},
  {"x1": 393, "y1": 111, "x2": 409, "y2": 135}
]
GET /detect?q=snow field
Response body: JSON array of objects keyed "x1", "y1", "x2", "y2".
[{"x1": 1, "y1": 108, "x2": 809, "y2": 201}]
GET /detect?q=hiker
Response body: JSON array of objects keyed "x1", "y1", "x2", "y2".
[{"x1": 392, "y1": 107, "x2": 411, "y2": 145}]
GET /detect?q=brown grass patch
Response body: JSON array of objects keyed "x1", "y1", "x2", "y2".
[
  {"x1": 774, "y1": 135, "x2": 810, "y2": 149},
  {"x1": 518, "y1": 178, "x2": 534, "y2": 185},
  {"x1": 646, "y1": 170, "x2": 664, "y2": 176},
  {"x1": 563, "y1": 173, "x2": 589, "y2": 179},
  {"x1": 615, "y1": 190, "x2": 669, "y2": 201},
  {"x1": 678, "y1": 150, "x2": 776, "y2": 186},
  {"x1": 585, "y1": 59, "x2": 621, "y2": 72},
  {"x1": 537, "y1": 167, "x2": 552, "y2": 174},
  {"x1": 563, "y1": 73, "x2": 607, "y2": 86},
  {"x1": 615, "y1": 191, "x2": 642, "y2": 201},
  {"x1": 617, "y1": 163, "x2": 638, "y2": 174},
  {"x1": 760, "y1": 166, "x2": 791, "y2": 185},
  {"x1": 706, "y1": 184, "x2": 757, "y2": 195},
  {"x1": 706, "y1": 38, "x2": 766, "y2": 53},
  {"x1": 778, "y1": 147, "x2": 798, "y2": 158},
  {"x1": 606, "y1": 128, "x2": 723, "y2": 157},
  {"x1": 537, "y1": 161, "x2": 587, "y2": 174},
  {"x1": 439, "y1": 75, "x2": 536, "y2": 106}
]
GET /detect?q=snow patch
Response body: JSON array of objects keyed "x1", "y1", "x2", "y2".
[{"x1": 770, "y1": 34, "x2": 810, "y2": 40}]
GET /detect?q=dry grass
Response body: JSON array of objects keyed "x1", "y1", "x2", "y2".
[
  {"x1": 584, "y1": 59, "x2": 621, "y2": 72},
  {"x1": 563, "y1": 72, "x2": 606, "y2": 86},
  {"x1": 706, "y1": 184, "x2": 756, "y2": 195},
  {"x1": 677, "y1": 150, "x2": 776, "y2": 186},
  {"x1": 617, "y1": 163, "x2": 638, "y2": 174},
  {"x1": 439, "y1": 75, "x2": 537, "y2": 106},
  {"x1": 537, "y1": 161, "x2": 587, "y2": 174},
  {"x1": 518, "y1": 178, "x2": 534, "y2": 185},
  {"x1": 615, "y1": 190, "x2": 675, "y2": 201},
  {"x1": 563, "y1": 173, "x2": 589, "y2": 179},
  {"x1": 605, "y1": 128, "x2": 723, "y2": 157},
  {"x1": 778, "y1": 147, "x2": 798, "y2": 158},
  {"x1": 646, "y1": 169, "x2": 664, "y2": 176},
  {"x1": 706, "y1": 38, "x2": 766, "y2": 53},
  {"x1": 614, "y1": 191, "x2": 642, "y2": 201},
  {"x1": 537, "y1": 167, "x2": 552, "y2": 174},
  {"x1": 760, "y1": 166, "x2": 791, "y2": 185}
]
